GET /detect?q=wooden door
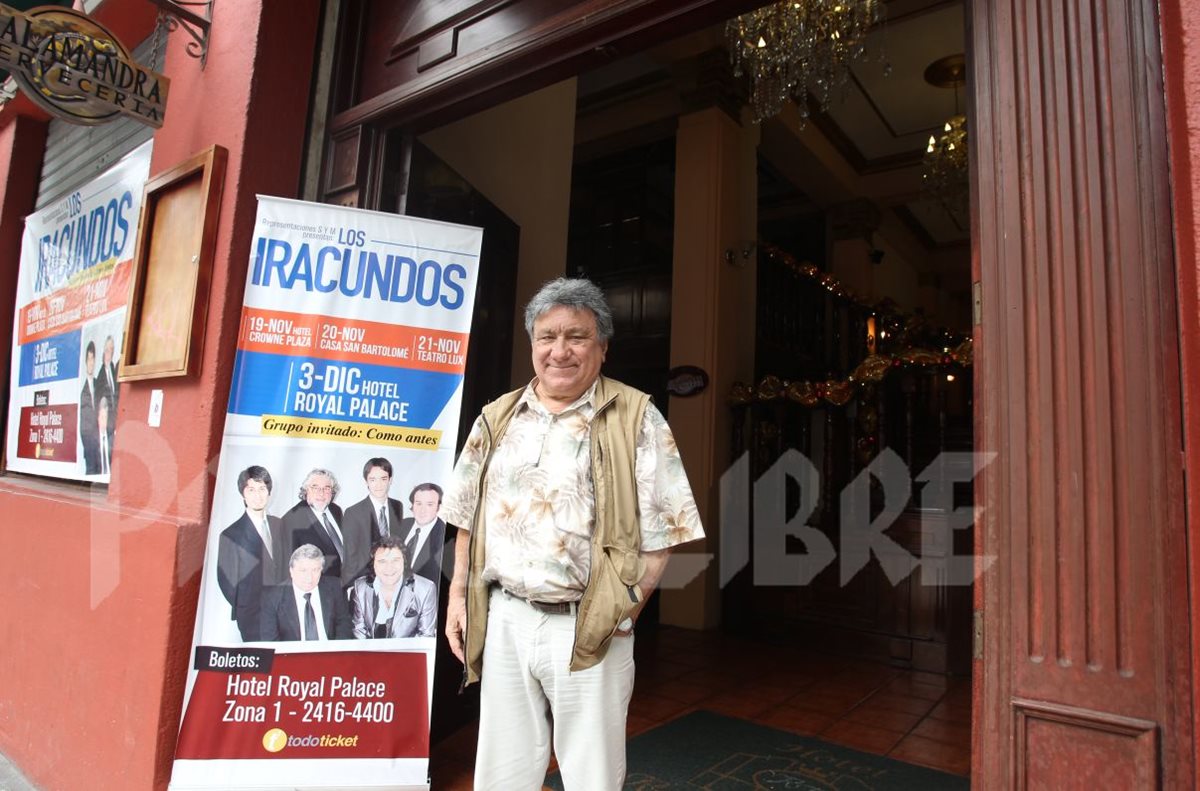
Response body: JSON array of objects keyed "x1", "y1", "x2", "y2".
[
  {"x1": 377, "y1": 135, "x2": 521, "y2": 743},
  {"x1": 567, "y1": 137, "x2": 676, "y2": 409},
  {"x1": 971, "y1": 0, "x2": 1193, "y2": 786}
]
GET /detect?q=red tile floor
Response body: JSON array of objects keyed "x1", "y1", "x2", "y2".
[{"x1": 430, "y1": 625, "x2": 972, "y2": 789}]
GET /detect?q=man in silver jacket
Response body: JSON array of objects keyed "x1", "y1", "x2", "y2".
[{"x1": 349, "y1": 535, "x2": 437, "y2": 638}]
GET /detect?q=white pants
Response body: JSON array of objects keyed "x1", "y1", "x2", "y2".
[{"x1": 474, "y1": 587, "x2": 635, "y2": 791}]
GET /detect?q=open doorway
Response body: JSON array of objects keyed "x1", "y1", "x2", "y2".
[
  {"x1": 396, "y1": 0, "x2": 976, "y2": 784},
  {"x1": 325, "y1": 0, "x2": 1197, "y2": 782},
  {"x1": 726, "y1": 2, "x2": 974, "y2": 675},
  {"x1": 567, "y1": 1, "x2": 976, "y2": 779}
]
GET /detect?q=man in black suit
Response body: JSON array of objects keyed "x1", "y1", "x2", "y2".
[
  {"x1": 396, "y1": 482, "x2": 446, "y2": 588},
  {"x1": 79, "y1": 341, "x2": 101, "y2": 474},
  {"x1": 260, "y1": 544, "x2": 352, "y2": 641},
  {"x1": 341, "y1": 457, "x2": 405, "y2": 587},
  {"x1": 95, "y1": 396, "x2": 112, "y2": 476},
  {"x1": 217, "y1": 465, "x2": 285, "y2": 641},
  {"x1": 282, "y1": 468, "x2": 345, "y2": 581},
  {"x1": 99, "y1": 335, "x2": 119, "y2": 447}
]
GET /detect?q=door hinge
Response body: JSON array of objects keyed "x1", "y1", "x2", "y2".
[
  {"x1": 973, "y1": 281, "x2": 983, "y2": 326},
  {"x1": 973, "y1": 610, "x2": 984, "y2": 660}
]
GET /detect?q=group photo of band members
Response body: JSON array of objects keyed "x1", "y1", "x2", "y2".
[
  {"x1": 212, "y1": 452, "x2": 447, "y2": 644},
  {"x1": 78, "y1": 326, "x2": 122, "y2": 477}
]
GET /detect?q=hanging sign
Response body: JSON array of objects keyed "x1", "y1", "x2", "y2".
[
  {"x1": 169, "y1": 197, "x2": 482, "y2": 791},
  {"x1": 4, "y1": 140, "x2": 152, "y2": 482},
  {"x1": 0, "y1": 3, "x2": 169, "y2": 127}
]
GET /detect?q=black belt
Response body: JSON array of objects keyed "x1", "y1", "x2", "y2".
[{"x1": 499, "y1": 587, "x2": 579, "y2": 616}]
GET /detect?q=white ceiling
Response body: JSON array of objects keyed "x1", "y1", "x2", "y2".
[
  {"x1": 576, "y1": 0, "x2": 973, "y2": 251},
  {"x1": 827, "y1": 2, "x2": 967, "y2": 162}
]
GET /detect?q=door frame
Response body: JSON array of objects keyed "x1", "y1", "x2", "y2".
[
  {"x1": 969, "y1": 0, "x2": 1193, "y2": 785},
  {"x1": 1160, "y1": 0, "x2": 1200, "y2": 777}
]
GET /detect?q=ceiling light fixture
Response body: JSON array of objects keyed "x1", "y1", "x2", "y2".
[
  {"x1": 726, "y1": 0, "x2": 885, "y2": 127},
  {"x1": 922, "y1": 54, "x2": 969, "y2": 221}
]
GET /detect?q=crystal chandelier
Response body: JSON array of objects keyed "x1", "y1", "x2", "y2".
[
  {"x1": 923, "y1": 115, "x2": 967, "y2": 199},
  {"x1": 921, "y1": 55, "x2": 969, "y2": 218},
  {"x1": 726, "y1": 0, "x2": 885, "y2": 126}
]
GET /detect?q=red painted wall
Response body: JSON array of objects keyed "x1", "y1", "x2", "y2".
[
  {"x1": 0, "y1": 1, "x2": 320, "y2": 789},
  {"x1": 1161, "y1": 0, "x2": 1200, "y2": 770},
  {"x1": 0, "y1": 115, "x2": 47, "y2": 410}
]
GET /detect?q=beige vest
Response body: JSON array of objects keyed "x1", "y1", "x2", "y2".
[{"x1": 461, "y1": 376, "x2": 650, "y2": 685}]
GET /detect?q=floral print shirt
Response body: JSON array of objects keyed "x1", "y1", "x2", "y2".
[{"x1": 441, "y1": 380, "x2": 704, "y2": 602}]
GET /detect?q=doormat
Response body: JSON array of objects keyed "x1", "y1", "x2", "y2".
[{"x1": 545, "y1": 709, "x2": 970, "y2": 790}]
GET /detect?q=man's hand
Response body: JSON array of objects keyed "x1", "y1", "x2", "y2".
[
  {"x1": 445, "y1": 527, "x2": 471, "y2": 664},
  {"x1": 614, "y1": 548, "x2": 672, "y2": 637},
  {"x1": 445, "y1": 592, "x2": 466, "y2": 663}
]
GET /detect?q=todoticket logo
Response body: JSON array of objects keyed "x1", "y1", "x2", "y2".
[
  {"x1": 262, "y1": 729, "x2": 287, "y2": 753},
  {"x1": 261, "y1": 728, "x2": 361, "y2": 753}
]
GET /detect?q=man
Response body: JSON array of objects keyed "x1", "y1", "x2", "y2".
[
  {"x1": 395, "y1": 483, "x2": 445, "y2": 588},
  {"x1": 341, "y1": 457, "x2": 405, "y2": 587},
  {"x1": 282, "y1": 469, "x2": 346, "y2": 582},
  {"x1": 96, "y1": 397, "x2": 112, "y2": 476},
  {"x1": 217, "y1": 465, "x2": 285, "y2": 641},
  {"x1": 260, "y1": 544, "x2": 352, "y2": 641},
  {"x1": 79, "y1": 341, "x2": 102, "y2": 474},
  {"x1": 348, "y1": 536, "x2": 438, "y2": 639},
  {"x1": 443, "y1": 278, "x2": 704, "y2": 790},
  {"x1": 100, "y1": 335, "x2": 119, "y2": 445}
]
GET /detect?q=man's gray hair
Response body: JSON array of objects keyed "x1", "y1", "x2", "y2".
[
  {"x1": 298, "y1": 468, "x2": 340, "y2": 500},
  {"x1": 523, "y1": 278, "x2": 614, "y2": 342},
  {"x1": 290, "y1": 543, "x2": 325, "y2": 567}
]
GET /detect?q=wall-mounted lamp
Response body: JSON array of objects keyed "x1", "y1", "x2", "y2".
[
  {"x1": 866, "y1": 316, "x2": 877, "y2": 355},
  {"x1": 723, "y1": 241, "x2": 756, "y2": 268}
]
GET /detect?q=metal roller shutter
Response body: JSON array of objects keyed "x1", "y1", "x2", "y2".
[{"x1": 34, "y1": 33, "x2": 159, "y2": 209}]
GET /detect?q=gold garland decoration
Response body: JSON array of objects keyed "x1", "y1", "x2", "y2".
[
  {"x1": 730, "y1": 243, "x2": 974, "y2": 409},
  {"x1": 731, "y1": 341, "x2": 972, "y2": 408},
  {"x1": 759, "y1": 242, "x2": 869, "y2": 305}
]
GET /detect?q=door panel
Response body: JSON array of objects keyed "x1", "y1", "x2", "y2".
[
  {"x1": 567, "y1": 137, "x2": 675, "y2": 410},
  {"x1": 971, "y1": 0, "x2": 1192, "y2": 785},
  {"x1": 379, "y1": 135, "x2": 521, "y2": 743}
]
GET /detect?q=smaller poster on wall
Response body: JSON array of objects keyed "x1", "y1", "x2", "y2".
[{"x1": 4, "y1": 141, "x2": 152, "y2": 483}]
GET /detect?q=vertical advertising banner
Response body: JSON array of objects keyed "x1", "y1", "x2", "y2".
[
  {"x1": 4, "y1": 141, "x2": 152, "y2": 482},
  {"x1": 169, "y1": 197, "x2": 482, "y2": 790}
]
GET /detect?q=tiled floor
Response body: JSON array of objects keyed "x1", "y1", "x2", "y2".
[{"x1": 430, "y1": 625, "x2": 972, "y2": 788}]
